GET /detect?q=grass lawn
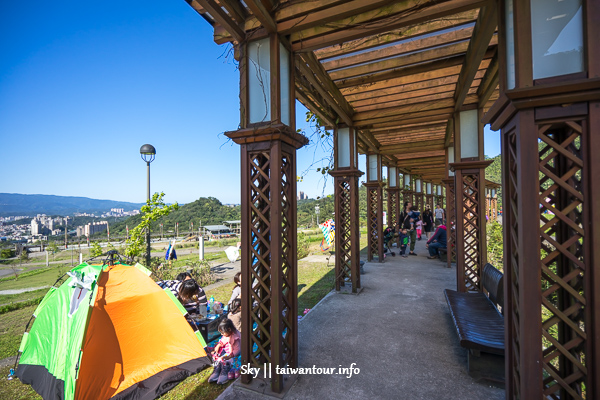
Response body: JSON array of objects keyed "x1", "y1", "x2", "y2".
[
  {"x1": 0, "y1": 252, "x2": 335, "y2": 399},
  {"x1": 0, "y1": 268, "x2": 67, "y2": 291},
  {"x1": 0, "y1": 289, "x2": 48, "y2": 307}
]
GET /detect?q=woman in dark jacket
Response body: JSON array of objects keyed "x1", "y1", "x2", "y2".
[{"x1": 422, "y1": 207, "x2": 434, "y2": 240}]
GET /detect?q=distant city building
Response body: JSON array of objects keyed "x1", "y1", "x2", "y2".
[
  {"x1": 81, "y1": 221, "x2": 109, "y2": 237},
  {"x1": 31, "y1": 215, "x2": 53, "y2": 235},
  {"x1": 298, "y1": 191, "x2": 307, "y2": 200}
]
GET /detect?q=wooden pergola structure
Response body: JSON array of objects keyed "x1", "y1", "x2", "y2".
[
  {"x1": 485, "y1": 179, "x2": 500, "y2": 221},
  {"x1": 185, "y1": 0, "x2": 600, "y2": 398}
]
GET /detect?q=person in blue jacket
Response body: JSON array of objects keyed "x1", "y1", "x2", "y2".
[{"x1": 426, "y1": 225, "x2": 447, "y2": 259}]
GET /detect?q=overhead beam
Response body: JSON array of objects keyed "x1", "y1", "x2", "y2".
[
  {"x1": 444, "y1": 118, "x2": 454, "y2": 147},
  {"x1": 245, "y1": 0, "x2": 277, "y2": 33},
  {"x1": 453, "y1": 4, "x2": 497, "y2": 111},
  {"x1": 219, "y1": 0, "x2": 248, "y2": 24},
  {"x1": 296, "y1": 57, "x2": 353, "y2": 126},
  {"x1": 314, "y1": 10, "x2": 479, "y2": 60},
  {"x1": 321, "y1": 26, "x2": 474, "y2": 72},
  {"x1": 291, "y1": 0, "x2": 489, "y2": 52},
  {"x1": 302, "y1": 52, "x2": 354, "y2": 118},
  {"x1": 295, "y1": 86, "x2": 336, "y2": 127},
  {"x1": 329, "y1": 40, "x2": 471, "y2": 81},
  {"x1": 195, "y1": 0, "x2": 245, "y2": 42},
  {"x1": 477, "y1": 49, "x2": 499, "y2": 107}
]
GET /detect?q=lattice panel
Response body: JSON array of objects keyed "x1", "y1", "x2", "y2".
[
  {"x1": 446, "y1": 182, "x2": 456, "y2": 266},
  {"x1": 387, "y1": 190, "x2": 398, "y2": 229},
  {"x1": 367, "y1": 187, "x2": 379, "y2": 258},
  {"x1": 337, "y1": 179, "x2": 352, "y2": 284},
  {"x1": 248, "y1": 151, "x2": 273, "y2": 366},
  {"x1": 461, "y1": 174, "x2": 481, "y2": 291},
  {"x1": 506, "y1": 128, "x2": 521, "y2": 398},
  {"x1": 279, "y1": 153, "x2": 294, "y2": 366},
  {"x1": 538, "y1": 121, "x2": 587, "y2": 400}
]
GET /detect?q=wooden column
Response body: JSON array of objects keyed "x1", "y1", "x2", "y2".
[
  {"x1": 227, "y1": 33, "x2": 304, "y2": 394},
  {"x1": 365, "y1": 153, "x2": 384, "y2": 262},
  {"x1": 386, "y1": 166, "x2": 400, "y2": 229},
  {"x1": 442, "y1": 177, "x2": 455, "y2": 269},
  {"x1": 485, "y1": 1, "x2": 600, "y2": 397},
  {"x1": 414, "y1": 177, "x2": 424, "y2": 211},
  {"x1": 329, "y1": 125, "x2": 362, "y2": 293},
  {"x1": 401, "y1": 173, "x2": 413, "y2": 209},
  {"x1": 451, "y1": 108, "x2": 490, "y2": 292}
]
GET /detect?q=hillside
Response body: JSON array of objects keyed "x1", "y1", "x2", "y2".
[
  {"x1": 0, "y1": 193, "x2": 142, "y2": 217},
  {"x1": 485, "y1": 154, "x2": 502, "y2": 208},
  {"x1": 109, "y1": 197, "x2": 241, "y2": 235}
]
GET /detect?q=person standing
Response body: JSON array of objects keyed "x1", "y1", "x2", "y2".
[
  {"x1": 422, "y1": 206, "x2": 434, "y2": 240},
  {"x1": 434, "y1": 204, "x2": 445, "y2": 227}
]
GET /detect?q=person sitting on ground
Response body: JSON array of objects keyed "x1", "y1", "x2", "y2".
[
  {"x1": 208, "y1": 318, "x2": 241, "y2": 384},
  {"x1": 228, "y1": 272, "x2": 241, "y2": 307},
  {"x1": 227, "y1": 297, "x2": 242, "y2": 332},
  {"x1": 177, "y1": 278, "x2": 208, "y2": 314},
  {"x1": 426, "y1": 224, "x2": 447, "y2": 259},
  {"x1": 157, "y1": 271, "x2": 193, "y2": 296}
]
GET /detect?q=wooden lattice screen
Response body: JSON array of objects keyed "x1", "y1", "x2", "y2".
[
  {"x1": 443, "y1": 178, "x2": 456, "y2": 269},
  {"x1": 332, "y1": 172, "x2": 361, "y2": 292},
  {"x1": 240, "y1": 141, "x2": 298, "y2": 392},
  {"x1": 460, "y1": 173, "x2": 482, "y2": 291},
  {"x1": 365, "y1": 183, "x2": 383, "y2": 262}
]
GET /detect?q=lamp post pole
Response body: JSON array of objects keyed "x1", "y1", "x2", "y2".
[{"x1": 140, "y1": 144, "x2": 156, "y2": 267}]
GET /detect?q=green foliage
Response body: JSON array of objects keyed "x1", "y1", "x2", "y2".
[
  {"x1": 124, "y1": 192, "x2": 179, "y2": 261},
  {"x1": 0, "y1": 248, "x2": 15, "y2": 259},
  {"x1": 486, "y1": 221, "x2": 504, "y2": 273},
  {"x1": 297, "y1": 233, "x2": 310, "y2": 260},
  {"x1": 297, "y1": 196, "x2": 335, "y2": 228},
  {"x1": 19, "y1": 249, "x2": 28, "y2": 262},
  {"x1": 150, "y1": 259, "x2": 215, "y2": 287},
  {"x1": 109, "y1": 196, "x2": 239, "y2": 236},
  {"x1": 485, "y1": 154, "x2": 502, "y2": 209},
  {"x1": 90, "y1": 242, "x2": 103, "y2": 258},
  {"x1": 0, "y1": 296, "x2": 44, "y2": 315},
  {"x1": 47, "y1": 241, "x2": 59, "y2": 255}
]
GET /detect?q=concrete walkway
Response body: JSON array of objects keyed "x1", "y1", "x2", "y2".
[{"x1": 218, "y1": 239, "x2": 505, "y2": 400}]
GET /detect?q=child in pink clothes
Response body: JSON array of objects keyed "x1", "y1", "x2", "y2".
[
  {"x1": 211, "y1": 319, "x2": 241, "y2": 363},
  {"x1": 416, "y1": 219, "x2": 423, "y2": 240}
]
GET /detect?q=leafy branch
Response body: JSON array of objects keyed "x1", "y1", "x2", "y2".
[{"x1": 124, "y1": 192, "x2": 179, "y2": 261}]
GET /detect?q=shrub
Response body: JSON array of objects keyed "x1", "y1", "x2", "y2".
[{"x1": 297, "y1": 233, "x2": 310, "y2": 260}]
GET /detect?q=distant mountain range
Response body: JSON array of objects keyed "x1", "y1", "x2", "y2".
[{"x1": 0, "y1": 193, "x2": 143, "y2": 217}]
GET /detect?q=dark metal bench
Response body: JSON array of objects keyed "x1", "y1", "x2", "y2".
[{"x1": 444, "y1": 263, "x2": 505, "y2": 384}]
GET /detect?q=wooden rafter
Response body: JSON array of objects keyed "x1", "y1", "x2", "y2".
[
  {"x1": 322, "y1": 26, "x2": 475, "y2": 72},
  {"x1": 195, "y1": 0, "x2": 245, "y2": 42},
  {"x1": 314, "y1": 10, "x2": 479, "y2": 60},
  {"x1": 219, "y1": 0, "x2": 248, "y2": 24},
  {"x1": 245, "y1": 0, "x2": 277, "y2": 33},
  {"x1": 477, "y1": 49, "x2": 499, "y2": 107},
  {"x1": 296, "y1": 56, "x2": 353, "y2": 126},
  {"x1": 453, "y1": 4, "x2": 497, "y2": 111},
  {"x1": 291, "y1": 0, "x2": 489, "y2": 52}
]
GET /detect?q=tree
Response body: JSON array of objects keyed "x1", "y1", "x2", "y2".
[
  {"x1": 47, "y1": 241, "x2": 59, "y2": 261},
  {"x1": 90, "y1": 242, "x2": 103, "y2": 258},
  {"x1": 124, "y1": 192, "x2": 179, "y2": 262}
]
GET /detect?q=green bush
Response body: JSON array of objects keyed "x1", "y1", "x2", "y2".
[
  {"x1": 297, "y1": 233, "x2": 310, "y2": 260},
  {"x1": 0, "y1": 249, "x2": 15, "y2": 259},
  {"x1": 486, "y1": 221, "x2": 504, "y2": 273}
]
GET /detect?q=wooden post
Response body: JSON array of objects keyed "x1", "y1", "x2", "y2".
[
  {"x1": 365, "y1": 153, "x2": 384, "y2": 262},
  {"x1": 330, "y1": 125, "x2": 362, "y2": 293}
]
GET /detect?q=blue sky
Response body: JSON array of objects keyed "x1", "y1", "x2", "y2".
[{"x1": 0, "y1": 2, "x2": 501, "y2": 205}]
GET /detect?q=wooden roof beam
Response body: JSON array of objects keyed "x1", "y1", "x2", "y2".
[
  {"x1": 245, "y1": 0, "x2": 277, "y2": 33},
  {"x1": 296, "y1": 56, "x2": 353, "y2": 126},
  {"x1": 195, "y1": 0, "x2": 245, "y2": 42},
  {"x1": 322, "y1": 26, "x2": 474, "y2": 73},
  {"x1": 301, "y1": 52, "x2": 355, "y2": 119},
  {"x1": 477, "y1": 49, "x2": 499, "y2": 108},
  {"x1": 219, "y1": 0, "x2": 248, "y2": 24},
  {"x1": 444, "y1": 118, "x2": 454, "y2": 147},
  {"x1": 358, "y1": 129, "x2": 380, "y2": 152},
  {"x1": 277, "y1": 0, "x2": 395, "y2": 35},
  {"x1": 453, "y1": 3, "x2": 497, "y2": 111},
  {"x1": 291, "y1": 0, "x2": 489, "y2": 52},
  {"x1": 314, "y1": 10, "x2": 479, "y2": 61},
  {"x1": 295, "y1": 86, "x2": 336, "y2": 127}
]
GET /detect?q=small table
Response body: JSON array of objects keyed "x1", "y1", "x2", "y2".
[{"x1": 195, "y1": 314, "x2": 227, "y2": 343}]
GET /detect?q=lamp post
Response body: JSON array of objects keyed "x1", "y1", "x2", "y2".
[
  {"x1": 140, "y1": 144, "x2": 156, "y2": 267},
  {"x1": 315, "y1": 205, "x2": 320, "y2": 226}
]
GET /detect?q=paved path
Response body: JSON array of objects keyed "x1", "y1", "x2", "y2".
[{"x1": 218, "y1": 239, "x2": 505, "y2": 400}]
